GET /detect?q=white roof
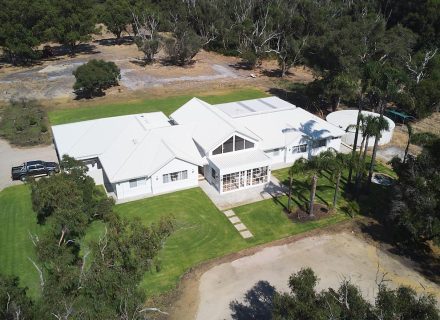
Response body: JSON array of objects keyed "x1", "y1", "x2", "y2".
[
  {"x1": 52, "y1": 112, "x2": 202, "y2": 183},
  {"x1": 326, "y1": 109, "x2": 395, "y2": 133},
  {"x1": 233, "y1": 106, "x2": 345, "y2": 150},
  {"x1": 170, "y1": 98, "x2": 258, "y2": 154},
  {"x1": 171, "y1": 97, "x2": 345, "y2": 152},
  {"x1": 209, "y1": 149, "x2": 271, "y2": 173},
  {"x1": 215, "y1": 96, "x2": 296, "y2": 118}
]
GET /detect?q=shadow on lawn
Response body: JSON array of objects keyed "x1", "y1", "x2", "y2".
[{"x1": 230, "y1": 280, "x2": 275, "y2": 320}]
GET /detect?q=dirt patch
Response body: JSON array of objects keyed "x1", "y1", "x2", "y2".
[
  {"x1": 289, "y1": 203, "x2": 330, "y2": 221},
  {"x1": 165, "y1": 219, "x2": 440, "y2": 320},
  {"x1": 0, "y1": 31, "x2": 314, "y2": 102}
]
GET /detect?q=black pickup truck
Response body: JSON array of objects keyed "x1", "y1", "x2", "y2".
[{"x1": 11, "y1": 160, "x2": 59, "y2": 181}]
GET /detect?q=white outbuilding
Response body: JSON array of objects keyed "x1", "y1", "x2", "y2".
[{"x1": 326, "y1": 110, "x2": 395, "y2": 147}]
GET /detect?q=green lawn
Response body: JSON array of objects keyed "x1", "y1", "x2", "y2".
[
  {"x1": 234, "y1": 196, "x2": 348, "y2": 244},
  {"x1": 0, "y1": 183, "x2": 351, "y2": 298},
  {"x1": 0, "y1": 185, "x2": 42, "y2": 298},
  {"x1": 49, "y1": 88, "x2": 268, "y2": 125}
]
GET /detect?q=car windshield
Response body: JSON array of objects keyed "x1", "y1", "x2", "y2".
[{"x1": 27, "y1": 161, "x2": 43, "y2": 166}]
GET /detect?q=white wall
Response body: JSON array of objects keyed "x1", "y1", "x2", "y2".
[
  {"x1": 114, "y1": 177, "x2": 152, "y2": 199},
  {"x1": 264, "y1": 148, "x2": 285, "y2": 165},
  {"x1": 151, "y1": 158, "x2": 198, "y2": 194}
]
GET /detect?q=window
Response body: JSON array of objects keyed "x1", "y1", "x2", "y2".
[
  {"x1": 129, "y1": 179, "x2": 138, "y2": 188},
  {"x1": 223, "y1": 137, "x2": 234, "y2": 153},
  {"x1": 235, "y1": 136, "x2": 244, "y2": 150},
  {"x1": 292, "y1": 144, "x2": 307, "y2": 154},
  {"x1": 211, "y1": 135, "x2": 255, "y2": 155},
  {"x1": 213, "y1": 145, "x2": 222, "y2": 155},
  {"x1": 211, "y1": 168, "x2": 216, "y2": 179},
  {"x1": 312, "y1": 139, "x2": 327, "y2": 148},
  {"x1": 245, "y1": 140, "x2": 254, "y2": 149},
  {"x1": 163, "y1": 170, "x2": 188, "y2": 183},
  {"x1": 221, "y1": 166, "x2": 268, "y2": 192}
]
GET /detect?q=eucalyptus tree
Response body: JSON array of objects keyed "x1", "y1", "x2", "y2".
[
  {"x1": 100, "y1": 0, "x2": 131, "y2": 40},
  {"x1": 49, "y1": 0, "x2": 97, "y2": 54}
]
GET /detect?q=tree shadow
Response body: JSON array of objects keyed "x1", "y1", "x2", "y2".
[
  {"x1": 229, "y1": 61, "x2": 255, "y2": 71},
  {"x1": 268, "y1": 86, "x2": 310, "y2": 110},
  {"x1": 261, "y1": 69, "x2": 283, "y2": 77},
  {"x1": 93, "y1": 36, "x2": 134, "y2": 46},
  {"x1": 230, "y1": 280, "x2": 276, "y2": 320},
  {"x1": 357, "y1": 219, "x2": 440, "y2": 284},
  {"x1": 40, "y1": 43, "x2": 100, "y2": 62}
]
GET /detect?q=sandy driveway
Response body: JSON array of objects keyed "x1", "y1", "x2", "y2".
[
  {"x1": 194, "y1": 232, "x2": 440, "y2": 320},
  {"x1": 0, "y1": 139, "x2": 58, "y2": 191}
]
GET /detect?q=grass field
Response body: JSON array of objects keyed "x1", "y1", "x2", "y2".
[
  {"x1": 48, "y1": 88, "x2": 268, "y2": 125},
  {"x1": 0, "y1": 181, "x2": 349, "y2": 298},
  {"x1": 0, "y1": 185, "x2": 42, "y2": 298}
]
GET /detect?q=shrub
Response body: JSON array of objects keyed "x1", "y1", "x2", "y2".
[
  {"x1": 73, "y1": 59, "x2": 121, "y2": 99},
  {"x1": 0, "y1": 99, "x2": 51, "y2": 146},
  {"x1": 411, "y1": 132, "x2": 439, "y2": 147}
]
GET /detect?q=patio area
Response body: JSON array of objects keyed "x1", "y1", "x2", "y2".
[{"x1": 199, "y1": 175, "x2": 287, "y2": 210}]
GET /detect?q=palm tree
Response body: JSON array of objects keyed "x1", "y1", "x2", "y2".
[
  {"x1": 305, "y1": 151, "x2": 332, "y2": 217},
  {"x1": 403, "y1": 122, "x2": 413, "y2": 163},
  {"x1": 354, "y1": 115, "x2": 377, "y2": 196},
  {"x1": 347, "y1": 95, "x2": 364, "y2": 184},
  {"x1": 287, "y1": 158, "x2": 307, "y2": 213},
  {"x1": 366, "y1": 113, "x2": 390, "y2": 189},
  {"x1": 330, "y1": 152, "x2": 350, "y2": 209}
]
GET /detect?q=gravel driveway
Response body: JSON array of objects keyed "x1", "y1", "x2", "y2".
[
  {"x1": 0, "y1": 139, "x2": 58, "y2": 191},
  {"x1": 195, "y1": 232, "x2": 440, "y2": 320}
]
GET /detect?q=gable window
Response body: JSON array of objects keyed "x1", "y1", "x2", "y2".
[
  {"x1": 211, "y1": 135, "x2": 255, "y2": 155},
  {"x1": 292, "y1": 144, "x2": 307, "y2": 154},
  {"x1": 163, "y1": 170, "x2": 188, "y2": 183},
  {"x1": 223, "y1": 137, "x2": 234, "y2": 153},
  {"x1": 235, "y1": 136, "x2": 244, "y2": 150},
  {"x1": 213, "y1": 145, "x2": 222, "y2": 155},
  {"x1": 245, "y1": 140, "x2": 254, "y2": 149}
]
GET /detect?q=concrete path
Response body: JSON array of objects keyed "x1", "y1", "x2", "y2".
[
  {"x1": 195, "y1": 232, "x2": 440, "y2": 320},
  {"x1": 0, "y1": 139, "x2": 58, "y2": 191},
  {"x1": 199, "y1": 176, "x2": 286, "y2": 210},
  {"x1": 223, "y1": 209, "x2": 253, "y2": 239}
]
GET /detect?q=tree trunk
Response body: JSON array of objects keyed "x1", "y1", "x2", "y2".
[
  {"x1": 403, "y1": 127, "x2": 411, "y2": 163},
  {"x1": 331, "y1": 96, "x2": 341, "y2": 112},
  {"x1": 287, "y1": 175, "x2": 293, "y2": 212},
  {"x1": 367, "y1": 102, "x2": 385, "y2": 190},
  {"x1": 355, "y1": 136, "x2": 369, "y2": 197},
  {"x1": 348, "y1": 97, "x2": 363, "y2": 184},
  {"x1": 309, "y1": 174, "x2": 317, "y2": 217},
  {"x1": 333, "y1": 171, "x2": 341, "y2": 208}
]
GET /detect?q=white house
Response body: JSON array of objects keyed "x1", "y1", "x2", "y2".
[
  {"x1": 170, "y1": 96, "x2": 344, "y2": 194},
  {"x1": 52, "y1": 96, "x2": 345, "y2": 201},
  {"x1": 52, "y1": 112, "x2": 203, "y2": 200}
]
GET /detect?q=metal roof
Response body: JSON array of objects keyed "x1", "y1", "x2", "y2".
[
  {"x1": 52, "y1": 112, "x2": 202, "y2": 183},
  {"x1": 209, "y1": 149, "x2": 271, "y2": 173}
]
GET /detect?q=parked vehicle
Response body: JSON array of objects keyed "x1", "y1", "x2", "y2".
[{"x1": 11, "y1": 160, "x2": 59, "y2": 181}]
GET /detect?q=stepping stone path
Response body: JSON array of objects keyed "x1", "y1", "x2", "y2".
[{"x1": 222, "y1": 209, "x2": 253, "y2": 239}]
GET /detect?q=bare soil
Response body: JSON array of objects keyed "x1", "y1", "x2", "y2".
[
  {"x1": 164, "y1": 219, "x2": 440, "y2": 320},
  {"x1": 0, "y1": 30, "x2": 314, "y2": 104}
]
